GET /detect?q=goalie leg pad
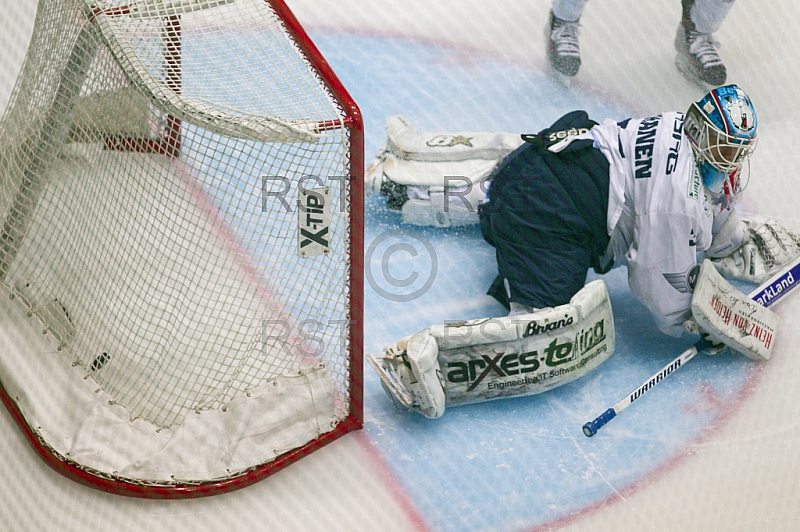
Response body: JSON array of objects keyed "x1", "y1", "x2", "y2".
[
  {"x1": 368, "y1": 280, "x2": 614, "y2": 417},
  {"x1": 438, "y1": 280, "x2": 614, "y2": 407},
  {"x1": 400, "y1": 184, "x2": 488, "y2": 227},
  {"x1": 384, "y1": 115, "x2": 524, "y2": 163},
  {"x1": 691, "y1": 260, "x2": 779, "y2": 361},
  {"x1": 365, "y1": 116, "x2": 524, "y2": 226}
]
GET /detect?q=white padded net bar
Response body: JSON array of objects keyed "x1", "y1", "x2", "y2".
[{"x1": 0, "y1": 0, "x2": 358, "y2": 490}]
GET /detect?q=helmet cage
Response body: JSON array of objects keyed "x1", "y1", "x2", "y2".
[{"x1": 685, "y1": 101, "x2": 758, "y2": 193}]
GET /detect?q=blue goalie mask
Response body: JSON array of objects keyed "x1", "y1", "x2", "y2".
[{"x1": 684, "y1": 84, "x2": 758, "y2": 210}]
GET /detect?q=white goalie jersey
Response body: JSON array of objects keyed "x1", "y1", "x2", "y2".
[
  {"x1": 367, "y1": 114, "x2": 798, "y2": 339},
  {"x1": 591, "y1": 112, "x2": 715, "y2": 336}
]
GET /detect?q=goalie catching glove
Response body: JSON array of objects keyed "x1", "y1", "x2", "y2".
[
  {"x1": 707, "y1": 213, "x2": 800, "y2": 285},
  {"x1": 367, "y1": 280, "x2": 614, "y2": 418}
]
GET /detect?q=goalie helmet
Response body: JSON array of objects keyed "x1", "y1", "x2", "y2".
[{"x1": 684, "y1": 84, "x2": 758, "y2": 210}]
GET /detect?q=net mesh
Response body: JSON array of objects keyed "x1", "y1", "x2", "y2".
[{"x1": 0, "y1": 0, "x2": 354, "y2": 434}]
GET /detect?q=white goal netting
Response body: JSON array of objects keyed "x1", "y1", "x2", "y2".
[{"x1": 0, "y1": 0, "x2": 362, "y2": 495}]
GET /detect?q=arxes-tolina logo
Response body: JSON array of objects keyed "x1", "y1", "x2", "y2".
[{"x1": 446, "y1": 319, "x2": 607, "y2": 391}]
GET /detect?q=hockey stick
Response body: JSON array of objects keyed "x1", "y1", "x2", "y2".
[{"x1": 582, "y1": 256, "x2": 800, "y2": 437}]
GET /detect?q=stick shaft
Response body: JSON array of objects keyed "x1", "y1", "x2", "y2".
[{"x1": 583, "y1": 258, "x2": 800, "y2": 437}]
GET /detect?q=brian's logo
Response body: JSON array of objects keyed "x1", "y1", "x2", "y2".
[{"x1": 522, "y1": 315, "x2": 574, "y2": 337}]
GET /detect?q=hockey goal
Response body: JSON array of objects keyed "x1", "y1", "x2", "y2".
[{"x1": 0, "y1": 0, "x2": 363, "y2": 497}]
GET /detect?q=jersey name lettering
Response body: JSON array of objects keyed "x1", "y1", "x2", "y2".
[
  {"x1": 634, "y1": 116, "x2": 661, "y2": 179},
  {"x1": 665, "y1": 114, "x2": 684, "y2": 175}
]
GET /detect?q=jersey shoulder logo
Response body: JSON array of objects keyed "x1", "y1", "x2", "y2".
[{"x1": 663, "y1": 263, "x2": 701, "y2": 294}]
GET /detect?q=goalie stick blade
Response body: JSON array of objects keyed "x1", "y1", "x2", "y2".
[
  {"x1": 582, "y1": 255, "x2": 800, "y2": 437},
  {"x1": 366, "y1": 353, "x2": 416, "y2": 410},
  {"x1": 750, "y1": 258, "x2": 800, "y2": 309}
]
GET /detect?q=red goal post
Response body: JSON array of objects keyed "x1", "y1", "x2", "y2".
[{"x1": 0, "y1": 0, "x2": 363, "y2": 498}]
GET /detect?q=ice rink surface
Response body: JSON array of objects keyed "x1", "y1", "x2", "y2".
[{"x1": 2, "y1": 1, "x2": 800, "y2": 531}]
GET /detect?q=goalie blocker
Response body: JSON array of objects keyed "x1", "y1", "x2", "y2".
[
  {"x1": 368, "y1": 280, "x2": 614, "y2": 418},
  {"x1": 691, "y1": 259, "x2": 779, "y2": 361}
]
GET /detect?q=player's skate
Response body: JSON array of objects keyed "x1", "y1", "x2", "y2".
[
  {"x1": 367, "y1": 334, "x2": 447, "y2": 419},
  {"x1": 367, "y1": 351, "x2": 415, "y2": 413},
  {"x1": 674, "y1": 20, "x2": 727, "y2": 87},
  {"x1": 545, "y1": 10, "x2": 581, "y2": 85}
]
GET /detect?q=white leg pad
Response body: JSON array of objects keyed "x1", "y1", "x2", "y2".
[
  {"x1": 400, "y1": 184, "x2": 486, "y2": 227},
  {"x1": 365, "y1": 116, "x2": 524, "y2": 228},
  {"x1": 368, "y1": 280, "x2": 615, "y2": 418},
  {"x1": 385, "y1": 115, "x2": 523, "y2": 163}
]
